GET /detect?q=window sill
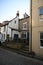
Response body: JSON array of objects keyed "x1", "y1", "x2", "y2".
[
  {"x1": 39, "y1": 19, "x2": 43, "y2": 21},
  {"x1": 40, "y1": 46, "x2": 43, "y2": 48}
]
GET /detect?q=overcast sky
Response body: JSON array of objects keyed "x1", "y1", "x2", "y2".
[{"x1": 0, "y1": 0, "x2": 30, "y2": 22}]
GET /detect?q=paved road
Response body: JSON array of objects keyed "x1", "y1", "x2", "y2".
[{"x1": 0, "y1": 48, "x2": 43, "y2": 65}]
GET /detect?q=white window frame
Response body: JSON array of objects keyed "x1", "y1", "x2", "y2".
[
  {"x1": 39, "y1": 7, "x2": 43, "y2": 21},
  {"x1": 39, "y1": 7, "x2": 43, "y2": 15},
  {"x1": 39, "y1": 32, "x2": 43, "y2": 48},
  {"x1": 39, "y1": 15, "x2": 43, "y2": 21},
  {"x1": 23, "y1": 22, "x2": 27, "y2": 30}
]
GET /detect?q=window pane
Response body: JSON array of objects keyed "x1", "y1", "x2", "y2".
[
  {"x1": 15, "y1": 21, "x2": 16, "y2": 23},
  {"x1": 4, "y1": 26, "x2": 6, "y2": 32},
  {"x1": 40, "y1": 40, "x2": 43, "y2": 46},
  {"x1": 21, "y1": 34, "x2": 26, "y2": 38},
  {"x1": 24, "y1": 24, "x2": 26, "y2": 28},
  {"x1": 39, "y1": 7, "x2": 43, "y2": 15},
  {"x1": 23, "y1": 24, "x2": 27, "y2": 28},
  {"x1": 40, "y1": 32, "x2": 43, "y2": 39}
]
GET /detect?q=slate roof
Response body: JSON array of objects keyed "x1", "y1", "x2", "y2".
[{"x1": 0, "y1": 23, "x2": 3, "y2": 27}]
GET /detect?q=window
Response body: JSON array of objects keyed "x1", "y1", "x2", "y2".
[
  {"x1": 21, "y1": 32, "x2": 26, "y2": 39},
  {"x1": 23, "y1": 22, "x2": 27, "y2": 29},
  {"x1": 39, "y1": 7, "x2": 43, "y2": 21},
  {"x1": 3, "y1": 34, "x2": 5, "y2": 39},
  {"x1": 15, "y1": 21, "x2": 16, "y2": 24},
  {"x1": 21, "y1": 34, "x2": 26, "y2": 38},
  {"x1": 4, "y1": 26, "x2": 6, "y2": 32},
  {"x1": 23, "y1": 24, "x2": 26, "y2": 28},
  {"x1": 39, "y1": 7, "x2": 43, "y2": 15},
  {"x1": 40, "y1": 32, "x2": 43, "y2": 47}
]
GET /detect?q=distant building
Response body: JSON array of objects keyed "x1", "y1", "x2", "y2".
[
  {"x1": 1, "y1": 11, "x2": 20, "y2": 40},
  {"x1": 8, "y1": 11, "x2": 19, "y2": 40},
  {"x1": 19, "y1": 13, "x2": 29, "y2": 43},
  {"x1": 1, "y1": 21, "x2": 10, "y2": 40},
  {"x1": 0, "y1": 23, "x2": 3, "y2": 33},
  {"x1": 1, "y1": 11, "x2": 29, "y2": 42}
]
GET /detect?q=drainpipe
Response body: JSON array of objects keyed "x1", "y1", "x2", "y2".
[{"x1": 29, "y1": 0, "x2": 32, "y2": 53}]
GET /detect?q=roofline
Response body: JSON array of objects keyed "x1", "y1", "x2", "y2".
[
  {"x1": 10, "y1": 16, "x2": 17, "y2": 22},
  {"x1": 9, "y1": 27, "x2": 29, "y2": 32},
  {"x1": 19, "y1": 16, "x2": 30, "y2": 21},
  {"x1": 1, "y1": 17, "x2": 17, "y2": 26},
  {"x1": 0, "y1": 23, "x2": 3, "y2": 27},
  {"x1": 3, "y1": 23, "x2": 9, "y2": 26}
]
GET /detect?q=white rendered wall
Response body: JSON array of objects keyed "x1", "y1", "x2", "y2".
[
  {"x1": 11, "y1": 30, "x2": 19, "y2": 39},
  {"x1": 8, "y1": 16, "x2": 19, "y2": 39},
  {"x1": 9, "y1": 17, "x2": 19, "y2": 29}
]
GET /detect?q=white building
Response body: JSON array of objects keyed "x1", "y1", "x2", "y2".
[
  {"x1": 1, "y1": 11, "x2": 19, "y2": 41},
  {"x1": 1, "y1": 21, "x2": 10, "y2": 41},
  {"x1": 8, "y1": 11, "x2": 19, "y2": 39},
  {"x1": 1, "y1": 11, "x2": 29, "y2": 42}
]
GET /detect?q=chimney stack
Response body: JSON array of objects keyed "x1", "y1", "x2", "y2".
[{"x1": 16, "y1": 11, "x2": 19, "y2": 17}]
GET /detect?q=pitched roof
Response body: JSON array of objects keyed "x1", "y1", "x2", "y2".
[
  {"x1": 2, "y1": 21, "x2": 10, "y2": 26},
  {"x1": 9, "y1": 27, "x2": 29, "y2": 32},
  {"x1": 0, "y1": 23, "x2": 3, "y2": 27},
  {"x1": 24, "y1": 12, "x2": 29, "y2": 18},
  {"x1": 19, "y1": 16, "x2": 30, "y2": 21}
]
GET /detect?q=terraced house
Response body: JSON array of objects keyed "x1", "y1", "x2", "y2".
[
  {"x1": 9, "y1": 12, "x2": 30, "y2": 43},
  {"x1": 19, "y1": 13, "x2": 29, "y2": 43},
  {"x1": 0, "y1": 23, "x2": 3, "y2": 33},
  {"x1": 1, "y1": 21, "x2": 10, "y2": 41},
  {"x1": 1, "y1": 11, "x2": 29, "y2": 43},
  {"x1": 1, "y1": 11, "x2": 19, "y2": 41},
  {"x1": 31, "y1": 0, "x2": 43, "y2": 57}
]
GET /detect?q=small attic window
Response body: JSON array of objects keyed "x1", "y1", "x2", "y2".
[{"x1": 15, "y1": 21, "x2": 16, "y2": 24}]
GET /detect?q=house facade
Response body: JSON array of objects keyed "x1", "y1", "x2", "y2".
[
  {"x1": 31, "y1": 0, "x2": 43, "y2": 56},
  {"x1": 1, "y1": 11, "x2": 29, "y2": 42},
  {"x1": 19, "y1": 13, "x2": 29, "y2": 43},
  {"x1": 8, "y1": 11, "x2": 19, "y2": 40},
  {"x1": 1, "y1": 11, "x2": 20, "y2": 40},
  {"x1": 0, "y1": 23, "x2": 3, "y2": 33},
  {"x1": 1, "y1": 21, "x2": 11, "y2": 41}
]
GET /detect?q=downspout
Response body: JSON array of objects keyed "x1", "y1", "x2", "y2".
[{"x1": 29, "y1": 0, "x2": 32, "y2": 53}]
